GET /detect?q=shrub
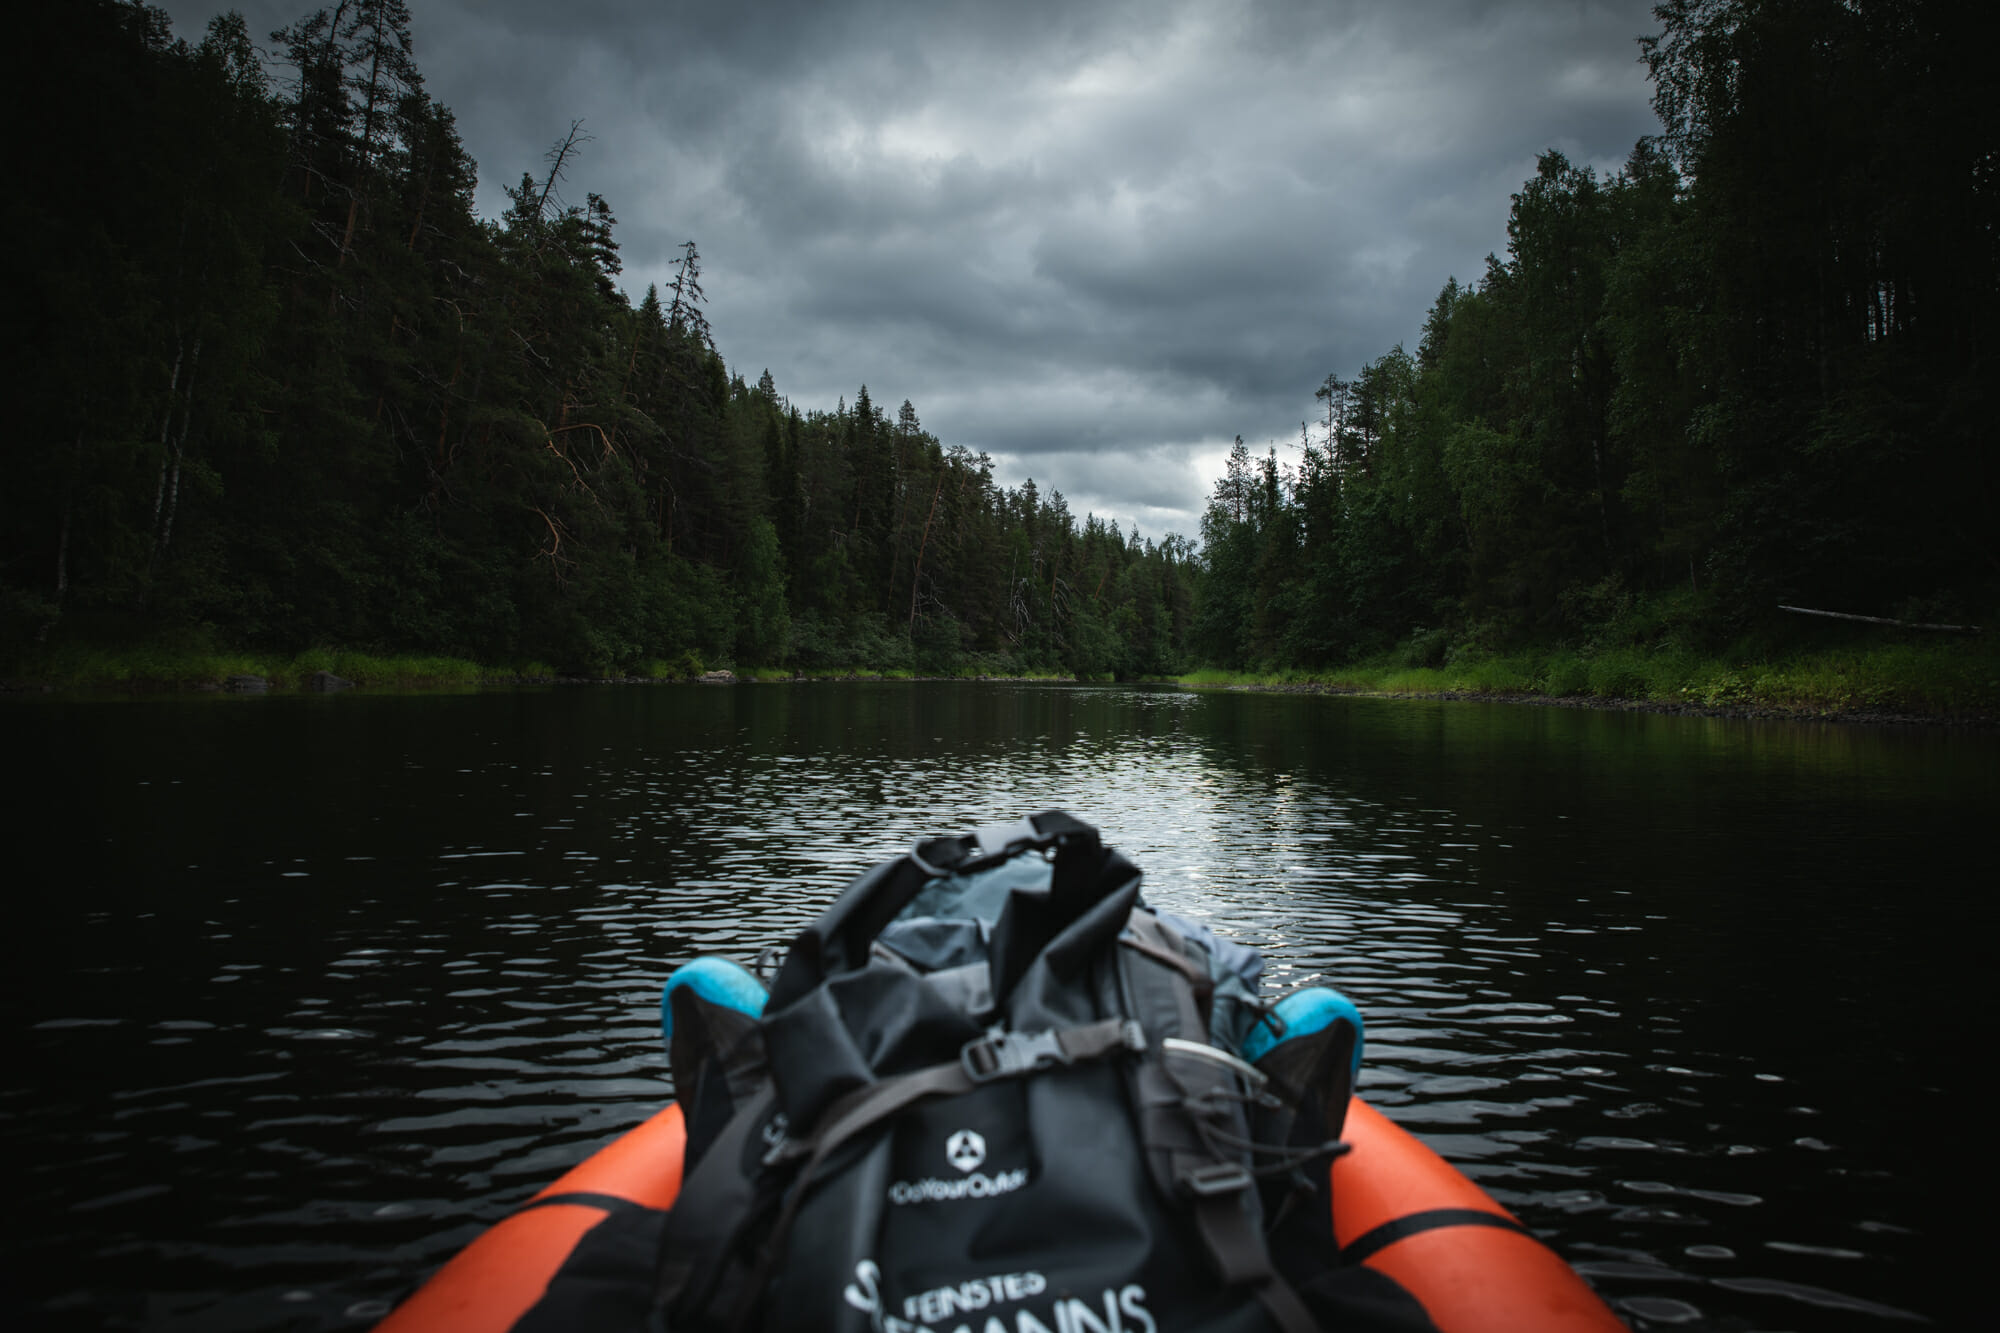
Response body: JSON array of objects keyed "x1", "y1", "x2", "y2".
[
  {"x1": 1540, "y1": 654, "x2": 1590, "y2": 696},
  {"x1": 1399, "y1": 627, "x2": 1452, "y2": 669},
  {"x1": 1585, "y1": 651, "x2": 1648, "y2": 699}
]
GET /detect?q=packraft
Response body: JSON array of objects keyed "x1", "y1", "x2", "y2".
[
  {"x1": 375, "y1": 812, "x2": 1630, "y2": 1333},
  {"x1": 653, "y1": 811, "x2": 1436, "y2": 1332}
]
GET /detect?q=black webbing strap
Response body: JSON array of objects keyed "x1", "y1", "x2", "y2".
[
  {"x1": 761, "y1": 1017, "x2": 1138, "y2": 1173},
  {"x1": 767, "y1": 1061, "x2": 971, "y2": 1175},
  {"x1": 1118, "y1": 916, "x2": 1321, "y2": 1333},
  {"x1": 1183, "y1": 1178, "x2": 1322, "y2": 1333}
]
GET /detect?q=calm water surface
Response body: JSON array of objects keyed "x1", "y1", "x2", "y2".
[{"x1": 6, "y1": 683, "x2": 1993, "y2": 1331}]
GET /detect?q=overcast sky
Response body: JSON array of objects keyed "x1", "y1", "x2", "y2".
[{"x1": 158, "y1": 0, "x2": 1664, "y2": 538}]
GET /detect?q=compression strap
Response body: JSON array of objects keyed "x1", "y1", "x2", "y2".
[
  {"x1": 763, "y1": 1018, "x2": 1140, "y2": 1171},
  {"x1": 1180, "y1": 1165, "x2": 1322, "y2": 1333}
]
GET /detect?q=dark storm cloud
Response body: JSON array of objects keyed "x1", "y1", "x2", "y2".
[{"x1": 159, "y1": 0, "x2": 1662, "y2": 533}]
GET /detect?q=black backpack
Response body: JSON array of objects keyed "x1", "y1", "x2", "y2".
[{"x1": 655, "y1": 812, "x2": 1439, "y2": 1333}]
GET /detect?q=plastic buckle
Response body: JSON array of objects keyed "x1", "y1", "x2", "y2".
[
  {"x1": 1179, "y1": 1162, "x2": 1255, "y2": 1198},
  {"x1": 761, "y1": 1135, "x2": 804, "y2": 1168},
  {"x1": 960, "y1": 1028, "x2": 1067, "y2": 1083}
]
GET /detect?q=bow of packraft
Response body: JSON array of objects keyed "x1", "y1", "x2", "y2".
[{"x1": 375, "y1": 813, "x2": 1628, "y2": 1333}]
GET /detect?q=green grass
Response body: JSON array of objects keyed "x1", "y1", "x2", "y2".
[
  {"x1": 1725, "y1": 642, "x2": 1998, "y2": 716},
  {"x1": 1175, "y1": 666, "x2": 1322, "y2": 687},
  {"x1": 789, "y1": 666, "x2": 873, "y2": 679},
  {"x1": 34, "y1": 645, "x2": 275, "y2": 688},
  {"x1": 17, "y1": 633, "x2": 1993, "y2": 720},
  {"x1": 1175, "y1": 636, "x2": 1998, "y2": 720},
  {"x1": 20, "y1": 645, "x2": 489, "y2": 691},
  {"x1": 1177, "y1": 659, "x2": 1541, "y2": 694},
  {"x1": 294, "y1": 651, "x2": 484, "y2": 687},
  {"x1": 776, "y1": 665, "x2": 1081, "y2": 680}
]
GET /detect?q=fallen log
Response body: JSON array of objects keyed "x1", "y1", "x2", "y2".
[{"x1": 1778, "y1": 605, "x2": 1981, "y2": 633}]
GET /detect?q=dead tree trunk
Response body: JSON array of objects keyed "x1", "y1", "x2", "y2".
[
  {"x1": 155, "y1": 335, "x2": 202, "y2": 564},
  {"x1": 1777, "y1": 605, "x2": 1980, "y2": 633},
  {"x1": 150, "y1": 327, "x2": 186, "y2": 535},
  {"x1": 907, "y1": 472, "x2": 944, "y2": 636}
]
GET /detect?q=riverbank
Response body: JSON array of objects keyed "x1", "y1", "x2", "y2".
[
  {"x1": 2, "y1": 648, "x2": 499, "y2": 693},
  {"x1": 1172, "y1": 638, "x2": 1999, "y2": 726},
  {"x1": 1177, "y1": 678, "x2": 1991, "y2": 728},
  {"x1": 8, "y1": 641, "x2": 1993, "y2": 726},
  {"x1": 0, "y1": 645, "x2": 1081, "y2": 694}
]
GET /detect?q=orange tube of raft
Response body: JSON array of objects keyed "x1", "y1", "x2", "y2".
[
  {"x1": 381, "y1": 1096, "x2": 1623, "y2": 1332},
  {"x1": 374, "y1": 1102, "x2": 686, "y2": 1333},
  {"x1": 1332, "y1": 1097, "x2": 1625, "y2": 1332}
]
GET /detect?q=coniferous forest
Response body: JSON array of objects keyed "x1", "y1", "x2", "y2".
[
  {"x1": 8, "y1": 1, "x2": 1995, "y2": 692},
  {"x1": 1193, "y1": 0, "x2": 1997, "y2": 680}
]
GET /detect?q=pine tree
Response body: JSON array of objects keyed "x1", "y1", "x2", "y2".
[{"x1": 666, "y1": 240, "x2": 712, "y2": 350}]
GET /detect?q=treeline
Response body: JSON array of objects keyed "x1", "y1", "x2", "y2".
[
  {"x1": 7, "y1": 1, "x2": 1195, "y2": 677},
  {"x1": 16, "y1": 2, "x2": 1991, "y2": 686},
  {"x1": 1198, "y1": 0, "x2": 1996, "y2": 670}
]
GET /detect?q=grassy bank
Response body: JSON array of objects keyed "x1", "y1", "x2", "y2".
[
  {"x1": 2, "y1": 646, "x2": 1087, "y2": 692},
  {"x1": 1176, "y1": 636, "x2": 1999, "y2": 722},
  {"x1": 9, "y1": 646, "x2": 499, "y2": 691},
  {"x1": 14, "y1": 634, "x2": 1994, "y2": 723}
]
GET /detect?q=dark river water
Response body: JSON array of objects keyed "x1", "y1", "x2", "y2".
[{"x1": 6, "y1": 683, "x2": 1993, "y2": 1331}]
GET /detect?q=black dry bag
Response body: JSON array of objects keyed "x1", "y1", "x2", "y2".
[{"x1": 653, "y1": 811, "x2": 1437, "y2": 1333}]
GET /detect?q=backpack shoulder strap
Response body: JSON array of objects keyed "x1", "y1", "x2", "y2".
[{"x1": 1116, "y1": 912, "x2": 1322, "y2": 1333}]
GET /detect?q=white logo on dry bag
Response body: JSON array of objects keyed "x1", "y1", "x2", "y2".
[
  {"x1": 887, "y1": 1128, "x2": 1023, "y2": 1205},
  {"x1": 946, "y1": 1129, "x2": 986, "y2": 1173}
]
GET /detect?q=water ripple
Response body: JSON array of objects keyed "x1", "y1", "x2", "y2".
[{"x1": 8, "y1": 682, "x2": 1988, "y2": 1330}]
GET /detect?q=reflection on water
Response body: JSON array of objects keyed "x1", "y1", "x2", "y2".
[{"x1": 6, "y1": 684, "x2": 1991, "y2": 1329}]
